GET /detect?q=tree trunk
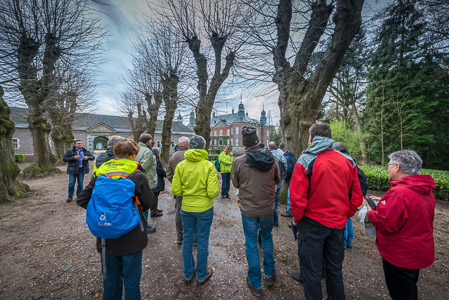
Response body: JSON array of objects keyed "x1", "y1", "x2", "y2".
[
  {"x1": 0, "y1": 86, "x2": 29, "y2": 202},
  {"x1": 51, "y1": 124, "x2": 74, "y2": 161},
  {"x1": 146, "y1": 91, "x2": 163, "y2": 138},
  {"x1": 160, "y1": 73, "x2": 179, "y2": 165},
  {"x1": 274, "y1": 0, "x2": 364, "y2": 158}
]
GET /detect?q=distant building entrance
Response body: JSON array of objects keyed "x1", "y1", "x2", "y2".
[{"x1": 94, "y1": 136, "x2": 108, "y2": 150}]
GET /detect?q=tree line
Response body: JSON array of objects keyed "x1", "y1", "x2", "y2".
[{"x1": 1, "y1": 0, "x2": 447, "y2": 202}]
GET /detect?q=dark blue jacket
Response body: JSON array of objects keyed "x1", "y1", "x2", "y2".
[
  {"x1": 152, "y1": 158, "x2": 166, "y2": 193},
  {"x1": 63, "y1": 147, "x2": 95, "y2": 174}
]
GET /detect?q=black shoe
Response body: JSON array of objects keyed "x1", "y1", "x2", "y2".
[
  {"x1": 157, "y1": 209, "x2": 163, "y2": 213},
  {"x1": 281, "y1": 211, "x2": 292, "y2": 217},
  {"x1": 197, "y1": 268, "x2": 213, "y2": 286},
  {"x1": 176, "y1": 239, "x2": 183, "y2": 245},
  {"x1": 264, "y1": 270, "x2": 276, "y2": 288},
  {"x1": 151, "y1": 211, "x2": 163, "y2": 218},
  {"x1": 346, "y1": 245, "x2": 352, "y2": 249},
  {"x1": 184, "y1": 268, "x2": 196, "y2": 284},
  {"x1": 225, "y1": 195, "x2": 231, "y2": 199},
  {"x1": 193, "y1": 241, "x2": 197, "y2": 247},
  {"x1": 146, "y1": 226, "x2": 157, "y2": 234},
  {"x1": 291, "y1": 272, "x2": 304, "y2": 284},
  {"x1": 66, "y1": 195, "x2": 73, "y2": 203},
  {"x1": 246, "y1": 277, "x2": 262, "y2": 297}
]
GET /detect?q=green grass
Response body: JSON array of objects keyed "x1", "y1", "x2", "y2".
[{"x1": 359, "y1": 165, "x2": 449, "y2": 201}]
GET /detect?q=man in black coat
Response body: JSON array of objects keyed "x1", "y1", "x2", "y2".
[{"x1": 63, "y1": 139, "x2": 95, "y2": 203}]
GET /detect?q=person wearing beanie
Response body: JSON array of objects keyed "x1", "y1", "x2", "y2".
[
  {"x1": 171, "y1": 135, "x2": 219, "y2": 286},
  {"x1": 231, "y1": 126, "x2": 280, "y2": 297}
]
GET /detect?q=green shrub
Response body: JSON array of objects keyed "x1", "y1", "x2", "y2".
[
  {"x1": 359, "y1": 165, "x2": 449, "y2": 201},
  {"x1": 15, "y1": 153, "x2": 25, "y2": 163},
  {"x1": 208, "y1": 155, "x2": 219, "y2": 162}
]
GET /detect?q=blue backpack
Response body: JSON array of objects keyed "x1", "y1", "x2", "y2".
[{"x1": 86, "y1": 175, "x2": 141, "y2": 239}]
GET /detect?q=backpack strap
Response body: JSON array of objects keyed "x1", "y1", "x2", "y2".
[
  {"x1": 100, "y1": 238, "x2": 107, "y2": 277},
  {"x1": 127, "y1": 171, "x2": 145, "y2": 233}
]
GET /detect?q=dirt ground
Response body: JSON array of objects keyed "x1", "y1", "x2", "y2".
[{"x1": 0, "y1": 162, "x2": 448, "y2": 300}]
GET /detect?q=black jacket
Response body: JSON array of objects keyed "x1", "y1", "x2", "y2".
[
  {"x1": 77, "y1": 165, "x2": 155, "y2": 256},
  {"x1": 152, "y1": 158, "x2": 166, "y2": 193},
  {"x1": 95, "y1": 148, "x2": 115, "y2": 169},
  {"x1": 63, "y1": 147, "x2": 95, "y2": 174}
]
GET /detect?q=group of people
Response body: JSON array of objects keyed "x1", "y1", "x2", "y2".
[{"x1": 63, "y1": 122, "x2": 436, "y2": 300}]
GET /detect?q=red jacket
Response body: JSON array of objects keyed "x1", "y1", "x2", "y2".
[
  {"x1": 289, "y1": 136, "x2": 363, "y2": 229},
  {"x1": 368, "y1": 175, "x2": 435, "y2": 269}
]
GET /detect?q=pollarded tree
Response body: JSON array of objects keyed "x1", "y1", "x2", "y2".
[
  {"x1": 166, "y1": 0, "x2": 246, "y2": 149},
  {"x1": 0, "y1": 0, "x2": 104, "y2": 177},
  {"x1": 244, "y1": 0, "x2": 364, "y2": 157},
  {"x1": 0, "y1": 85, "x2": 29, "y2": 202}
]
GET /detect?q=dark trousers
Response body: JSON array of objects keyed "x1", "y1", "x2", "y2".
[
  {"x1": 221, "y1": 172, "x2": 231, "y2": 197},
  {"x1": 175, "y1": 196, "x2": 183, "y2": 241},
  {"x1": 298, "y1": 217, "x2": 345, "y2": 300},
  {"x1": 383, "y1": 258, "x2": 420, "y2": 300},
  {"x1": 150, "y1": 191, "x2": 160, "y2": 215}
]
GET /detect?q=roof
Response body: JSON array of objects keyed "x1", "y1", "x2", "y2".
[
  {"x1": 9, "y1": 106, "x2": 194, "y2": 135},
  {"x1": 210, "y1": 113, "x2": 259, "y2": 127}
]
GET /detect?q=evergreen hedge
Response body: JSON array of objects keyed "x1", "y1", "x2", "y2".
[
  {"x1": 359, "y1": 166, "x2": 449, "y2": 201},
  {"x1": 15, "y1": 153, "x2": 25, "y2": 163}
]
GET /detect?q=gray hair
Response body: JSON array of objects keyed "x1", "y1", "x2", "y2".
[
  {"x1": 332, "y1": 142, "x2": 347, "y2": 153},
  {"x1": 388, "y1": 150, "x2": 422, "y2": 175},
  {"x1": 178, "y1": 136, "x2": 190, "y2": 144},
  {"x1": 107, "y1": 135, "x2": 125, "y2": 148}
]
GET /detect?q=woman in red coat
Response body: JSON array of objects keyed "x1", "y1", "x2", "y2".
[{"x1": 367, "y1": 150, "x2": 435, "y2": 300}]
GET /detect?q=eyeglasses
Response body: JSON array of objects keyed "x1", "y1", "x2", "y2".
[{"x1": 385, "y1": 163, "x2": 395, "y2": 168}]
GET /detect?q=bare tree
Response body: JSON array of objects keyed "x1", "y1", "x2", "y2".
[
  {"x1": 46, "y1": 63, "x2": 96, "y2": 160},
  {"x1": 0, "y1": 0, "x2": 104, "y2": 177},
  {"x1": 244, "y1": 0, "x2": 364, "y2": 157},
  {"x1": 166, "y1": 0, "x2": 246, "y2": 149}
]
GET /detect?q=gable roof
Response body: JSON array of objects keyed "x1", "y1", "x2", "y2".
[{"x1": 8, "y1": 107, "x2": 194, "y2": 135}]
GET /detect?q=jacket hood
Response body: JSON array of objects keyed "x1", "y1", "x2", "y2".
[
  {"x1": 246, "y1": 148, "x2": 275, "y2": 171},
  {"x1": 302, "y1": 136, "x2": 334, "y2": 155},
  {"x1": 184, "y1": 149, "x2": 208, "y2": 162},
  {"x1": 390, "y1": 174, "x2": 435, "y2": 196}
]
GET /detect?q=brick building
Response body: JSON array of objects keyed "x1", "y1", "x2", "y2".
[{"x1": 187, "y1": 102, "x2": 270, "y2": 154}]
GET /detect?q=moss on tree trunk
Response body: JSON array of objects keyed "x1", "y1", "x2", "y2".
[{"x1": 0, "y1": 86, "x2": 30, "y2": 202}]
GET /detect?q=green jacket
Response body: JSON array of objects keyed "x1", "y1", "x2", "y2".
[
  {"x1": 219, "y1": 151, "x2": 234, "y2": 173},
  {"x1": 171, "y1": 149, "x2": 219, "y2": 212},
  {"x1": 135, "y1": 142, "x2": 157, "y2": 189}
]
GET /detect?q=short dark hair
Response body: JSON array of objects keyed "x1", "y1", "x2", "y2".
[
  {"x1": 139, "y1": 133, "x2": 152, "y2": 143},
  {"x1": 309, "y1": 123, "x2": 331, "y2": 138},
  {"x1": 74, "y1": 139, "x2": 82, "y2": 144}
]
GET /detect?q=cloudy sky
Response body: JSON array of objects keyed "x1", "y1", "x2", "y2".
[{"x1": 92, "y1": 0, "x2": 385, "y2": 125}]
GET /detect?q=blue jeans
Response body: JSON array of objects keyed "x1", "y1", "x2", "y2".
[
  {"x1": 344, "y1": 218, "x2": 353, "y2": 248},
  {"x1": 241, "y1": 212, "x2": 275, "y2": 289},
  {"x1": 143, "y1": 210, "x2": 151, "y2": 230},
  {"x1": 103, "y1": 251, "x2": 142, "y2": 300},
  {"x1": 221, "y1": 173, "x2": 231, "y2": 197},
  {"x1": 181, "y1": 207, "x2": 214, "y2": 280},
  {"x1": 68, "y1": 167, "x2": 84, "y2": 196},
  {"x1": 273, "y1": 186, "x2": 281, "y2": 225}
]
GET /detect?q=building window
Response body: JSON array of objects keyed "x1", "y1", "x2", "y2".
[
  {"x1": 235, "y1": 138, "x2": 239, "y2": 146},
  {"x1": 227, "y1": 129, "x2": 230, "y2": 136},
  {"x1": 236, "y1": 126, "x2": 239, "y2": 135},
  {"x1": 157, "y1": 140, "x2": 161, "y2": 147},
  {"x1": 214, "y1": 130, "x2": 217, "y2": 136},
  {"x1": 12, "y1": 138, "x2": 20, "y2": 149},
  {"x1": 231, "y1": 127, "x2": 233, "y2": 134},
  {"x1": 171, "y1": 141, "x2": 175, "y2": 147},
  {"x1": 227, "y1": 139, "x2": 230, "y2": 146},
  {"x1": 230, "y1": 139, "x2": 233, "y2": 146},
  {"x1": 266, "y1": 139, "x2": 269, "y2": 146},
  {"x1": 267, "y1": 131, "x2": 269, "y2": 137},
  {"x1": 219, "y1": 129, "x2": 223, "y2": 136}
]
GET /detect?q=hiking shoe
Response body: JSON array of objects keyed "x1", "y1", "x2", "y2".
[
  {"x1": 264, "y1": 270, "x2": 276, "y2": 288},
  {"x1": 291, "y1": 272, "x2": 304, "y2": 284},
  {"x1": 246, "y1": 277, "x2": 262, "y2": 297},
  {"x1": 281, "y1": 211, "x2": 292, "y2": 217},
  {"x1": 184, "y1": 268, "x2": 196, "y2": 284},
  {"x1": 157, "y1": 209, "x2": 163, "y2": 213},
  {"x1": 193, "y1": 241, "x2": 197, "y2": 247},
  {"x1": 197, "y1": 268, "x2": 213, "y2": 286},
  {"x1": 66, "y1": 195, "x2": 73, "y2": 203},
  {"x1": 225, "y1": 195, "x2": 231, "y2": 199},
  {"x1": 176, "y1": 239, "x2": 183, "y2": 245},
  {"x1": 151, "y1": 211, "x2": 163, "y2": 218},
  {"x1": 146, "y1": 226, "x2": 157, "y2": 234}
]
